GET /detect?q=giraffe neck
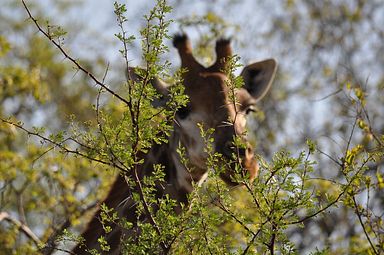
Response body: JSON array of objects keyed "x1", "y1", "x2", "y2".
[
  {"x1": 73, "y1": 131, "x2": 202, "y2": 254},
  {"x1": 167, "y1": 127, "x2": 210, "y2": 193}
]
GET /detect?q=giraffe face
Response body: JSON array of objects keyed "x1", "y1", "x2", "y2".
[
  {"x1": 166, "y1": 34, "x2": 277, "y2": 186},
  {"x1": 174, "y1": 73, "x2": 259, "y2": 185}
]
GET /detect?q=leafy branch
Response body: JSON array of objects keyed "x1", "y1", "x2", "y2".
[{"x1": 21, "y1": 0, "x2": 130, "y2": 107}]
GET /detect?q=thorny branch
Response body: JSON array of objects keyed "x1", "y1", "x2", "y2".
[
  {"x1": 0, "y1": 118, "x2": 118, "y2": 170},
  {"x1": 21, "y1": 1, "x2": 172, "y2": 253},
  {"x1": 114, "y1": 3, "x2": 171, "y2": 253},
  {"x1": 209, "y1": 182, "x2": 256, "y2": 236},
  {"x1": 21, "y1": 0, "x2": 130, "y2": 107},
  {"x1": 352, "y1": 196, "x2": 379, "y2": 255},
  {"x1": 41, "y1": 202, "x2": 98, "y2": 255},
  {"x1": 286, "y1": 118, "x2": 368, "y2": 226}
]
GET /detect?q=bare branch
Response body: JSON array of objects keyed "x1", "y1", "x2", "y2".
[{"x1": 0, "y1": 211, "x2": 41, "y2": 247}]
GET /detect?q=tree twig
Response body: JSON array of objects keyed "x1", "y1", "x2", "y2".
[
  {"x1": 41, "y1": 202, "x2": 98, "y2": 255},
  {"x1": 21, "y1": 0, "x2": 130, "y2": 107},
  {"x1": 0, "y1": 211, "x2": 41, "y2": 247},
  {"x1": 351, "y1": 196, "x2": 378, "y2": 255},
  {"x1": 0, "y1": 118, "x2": 122, "y2": 172}
]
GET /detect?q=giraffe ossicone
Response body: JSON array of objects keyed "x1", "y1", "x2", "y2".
[{"x1": 73, "y1": 34, "x2": 277, "y2": 254}]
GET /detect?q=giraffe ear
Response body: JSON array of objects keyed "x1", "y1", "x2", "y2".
[
  {"x1": 127, "y1": 67, "x2": 170, "y2": 107},
  {"x1": 150, "y1": 77, "x2": 171, "y2": 108},
  {"x1": 240, "y1": 59, "x2": 277, "y2": 102}
]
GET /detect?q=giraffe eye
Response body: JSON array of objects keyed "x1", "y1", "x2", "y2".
[
  {"x1": 177, "y1": 106, "x2": 191, "y2": 119},
  {"x1": 245, "y1": 105, "x2": 256, "y2": 115}
]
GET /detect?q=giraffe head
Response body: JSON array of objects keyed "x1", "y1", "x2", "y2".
[
  {"x1": 73, "y1": 34, "x2": 277, "y2": 255},
  {"x1": 156, "y1": 34, "x2": 277, "y2": 188}
]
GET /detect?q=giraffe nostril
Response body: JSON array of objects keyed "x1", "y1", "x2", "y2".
[{"x1": 237, "y1": 147, "x2": 246, "y2": 157}]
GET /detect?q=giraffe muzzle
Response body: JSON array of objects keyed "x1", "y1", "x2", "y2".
[{"x1": 219, "y1": 142, "x2": 259, "y2": 185}]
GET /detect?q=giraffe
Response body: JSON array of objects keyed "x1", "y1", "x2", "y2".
[{"x1": 73, "y1": 34, "x2": 277, "y2": 254}]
